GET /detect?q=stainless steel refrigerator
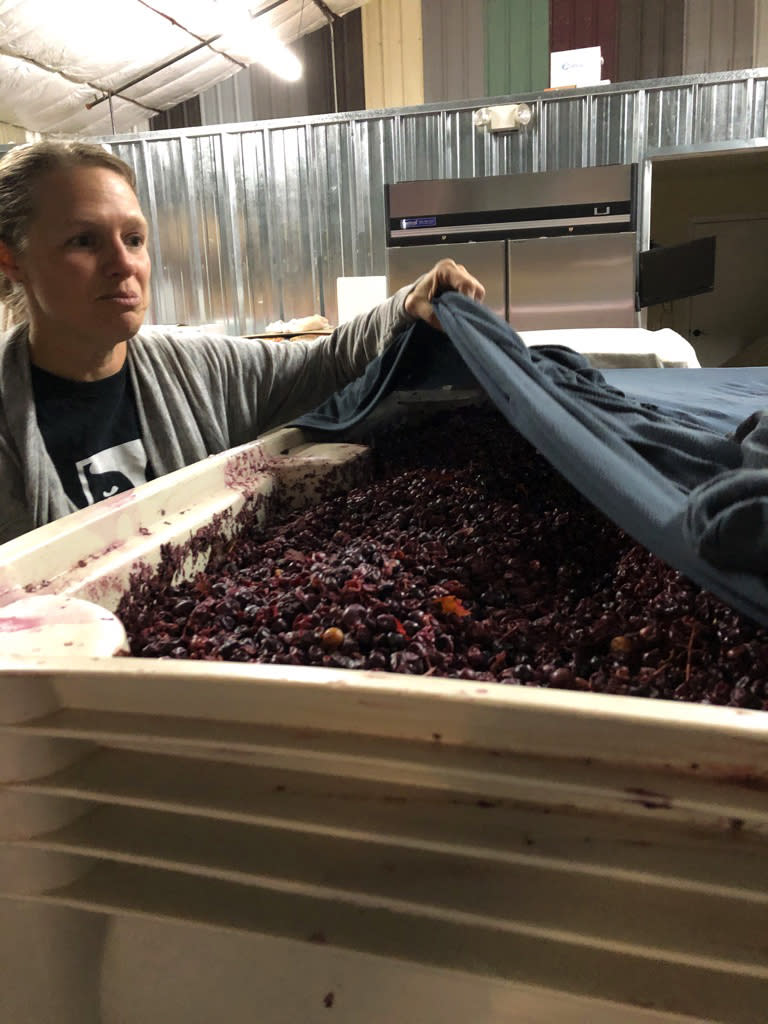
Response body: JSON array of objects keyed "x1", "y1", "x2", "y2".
[{"x1": 386, "y1": 164, "x2": 658, "y2": 331}]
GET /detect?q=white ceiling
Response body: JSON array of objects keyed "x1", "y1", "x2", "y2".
[{"x1": 0, "y1": 0, "x2": 367, "y2": 137}]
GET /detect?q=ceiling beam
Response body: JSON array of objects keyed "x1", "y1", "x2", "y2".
[
  {"x1": 0, "y1": 46, "x2": 162, "y2": 117},
  {"x1": 86, "y1": 0, "x2": 301, "y2": 115}
]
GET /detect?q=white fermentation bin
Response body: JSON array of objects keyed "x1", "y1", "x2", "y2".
[{"x1": 1, "y1": 395, "x2": 766, "y2": 1024}]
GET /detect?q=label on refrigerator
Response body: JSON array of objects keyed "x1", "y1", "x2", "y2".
[{"x1": 400, "y1": 216, "x2": 438, "y2": 230}]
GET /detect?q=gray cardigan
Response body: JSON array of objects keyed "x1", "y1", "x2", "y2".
[{"x1": 0, "y1": 287, "x2": 414, "y2": 543}]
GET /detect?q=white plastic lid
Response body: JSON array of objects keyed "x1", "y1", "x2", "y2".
[{"x1": 0, "y1": 595, "x2": 128, "y2": 658}]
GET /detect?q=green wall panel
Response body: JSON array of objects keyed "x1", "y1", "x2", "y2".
[{"x1": 485, "y1": 0, "x2": 550, "y2": 96}]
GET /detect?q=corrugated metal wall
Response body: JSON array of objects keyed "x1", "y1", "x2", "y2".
[
  {"x1": 422, "y1": 0, "x2": 486, "y2": 102},
  {"x1": 683, "y1": 0, "x2": 756, "y2": 73},
  {"x1": 362, "y1": 0, "x2": 424, "y2": 109},
  {"x1": 485, "y1": 0, "x2": 550, "y2": 95},
  {"x1": 550, "y1": 0, "x2": 619, "y2": 83},
  {"x1": 99, "y1": 68, "x2": 768, "y2": 332},
  {"x1": 198, "y1": 10, "x2": 364, "y2": 127},
  {"x1": 192, "y1": 1, "x2": 766, "y2": 128},
  {"x1": 617, "y1": 0, "x2": 685, "y2": 82}
]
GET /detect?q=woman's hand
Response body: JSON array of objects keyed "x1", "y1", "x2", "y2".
[{"x1": 404, "y1": 258, "x2": 486, "y2": 331}]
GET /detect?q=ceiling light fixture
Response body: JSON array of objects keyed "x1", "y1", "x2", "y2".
[{"x1": 229, "y1": 23, "x2": 303, "y2": 82}]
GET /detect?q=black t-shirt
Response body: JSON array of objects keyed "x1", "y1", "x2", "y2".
[{"x1": 30, "y1": 362, "x2": 155, "y2": 509}]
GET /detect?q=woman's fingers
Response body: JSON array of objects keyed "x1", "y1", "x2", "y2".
[{"x1": 406, "y1": 258, "x2": 486, "y2": 326}]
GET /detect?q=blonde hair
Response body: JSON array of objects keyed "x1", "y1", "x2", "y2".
[{"x1": 0, "y1": 141, "x2": 136, "y2": 326}]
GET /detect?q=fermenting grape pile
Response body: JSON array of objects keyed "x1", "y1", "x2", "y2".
[{"x1": 119, "y1": 406, "x2": 768, "y2": 709}]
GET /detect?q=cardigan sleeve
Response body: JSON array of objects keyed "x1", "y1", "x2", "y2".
[
  {"x1": 0, "y1": 286, "x2": 417, "y2": 541},
  {"x1": 229, "y1": 283, "x2": 417, "y2": 437},
  {"x1": 131, "y1": 284, "x2": 418, "y2": 466},
  {"x1": 0, "y1": 326, "x2": 77, "y2": 543}
]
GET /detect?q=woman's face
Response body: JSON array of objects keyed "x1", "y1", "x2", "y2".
[{"x1": 9, "y1": 164, "x2": 151, "y2": 349}]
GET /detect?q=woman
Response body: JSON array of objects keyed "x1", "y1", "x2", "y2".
[{"x1": 0, "y1": 141, "x2": 484, "y2": 543}]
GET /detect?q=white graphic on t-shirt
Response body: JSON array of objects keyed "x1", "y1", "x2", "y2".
[{"x1": 76, "y1": 439, "x2": 149, "y2": 505}]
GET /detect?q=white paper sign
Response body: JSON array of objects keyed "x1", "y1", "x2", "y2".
[
  {"x1": 550, "y1": 46, "x2": 603, "y2": 88},
  {"x1": 336, "y1": 276, "x2": 388, "y2": 323}
]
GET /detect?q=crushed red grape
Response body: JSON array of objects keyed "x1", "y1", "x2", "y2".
[{"x1": 118, "y1": 406, "x2": 768, "y2": 710}]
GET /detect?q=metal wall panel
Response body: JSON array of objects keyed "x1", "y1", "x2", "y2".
[
  {"x1": 753, "y1": 77, "x2": 768, "y2": 136},
  {"x1": 590, "y1": 91, "x2": 639, "y2": 164},
  {"x1": 550, "y1": 0, "x2": 619, "y2": 84},
  {"x1": 362, "y1": 0, "x2": 425, "y2": 110},
  {"x1": 616, "y1": 0, "x2": 684, "y2": 83},
  {"x1": 486, "y1": 0, "x2": 550, "y2": 96},
  {"x1": 197, "y1": 11, "x2": 365, "y2": 127},
  {"x1": 695, "y1": 78, "x2": 753, "y2": 143},
  {"x1": 98, "y1": 69, "x2": 768, "y2": 333},
  {"x1": 683, "y1": 0, "x2": 757, "y2": 74},
  {"x1": 645, "y1": 84, "x2": 695, "y2": 149},
  {"x1": 199, "y1": 68, "x2": 257, "y2": 127},
  {"x1": 542, "y1": 95, "x2": 590, "y2": 168},
  {"x1": 422, "y1": 0, "x2": 486, "y2": 102}
]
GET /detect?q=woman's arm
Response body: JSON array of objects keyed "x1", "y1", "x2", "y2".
[{"x1": 236, "y1": 259, "x2": 486, "y2": 435}]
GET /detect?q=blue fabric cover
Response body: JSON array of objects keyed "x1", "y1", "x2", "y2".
[{"x1": 296, "y1": 294, "x2": 768, "y2": 624}]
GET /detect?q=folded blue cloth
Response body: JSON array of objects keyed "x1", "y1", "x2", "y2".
[{"x1": 297, "y1": 293, "x2": 768, "y2": 623}]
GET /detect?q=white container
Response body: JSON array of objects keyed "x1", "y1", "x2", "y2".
[
  {"x1": 1, "y1": 397, "x2": 766, "y2": 1024},
  {"x1": 519, "y1": 326, "x2": 701, "y2": 367}
]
